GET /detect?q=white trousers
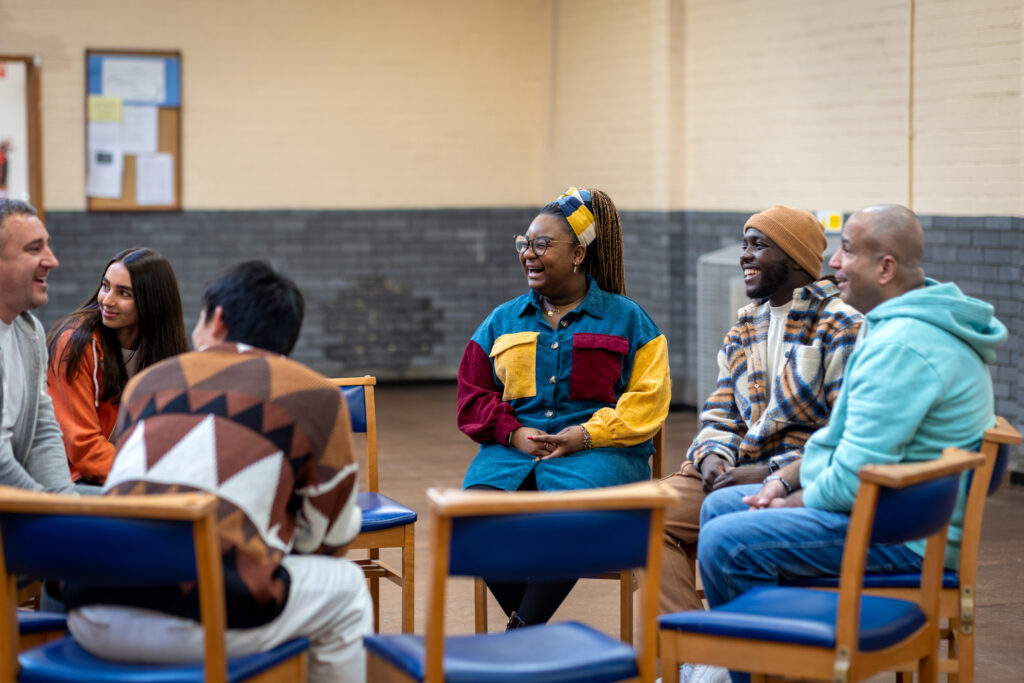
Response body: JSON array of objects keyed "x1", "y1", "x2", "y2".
[{"x1": 68, "y1": 554, "x2": 373, "y2": 683}]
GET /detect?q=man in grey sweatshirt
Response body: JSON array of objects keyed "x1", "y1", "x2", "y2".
[{"x1": 0, "y1": 199, "x2": 74, "y2": 494}]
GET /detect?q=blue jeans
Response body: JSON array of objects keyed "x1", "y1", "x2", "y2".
[{"x1": 697, "y1": 485, "x2": 924, "y2": 683}]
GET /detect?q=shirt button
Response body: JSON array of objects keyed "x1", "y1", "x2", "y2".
[
  {"x1": 549, "y1": 376, "x2": 557, "y2": 384},
  {"x1": 560, "y1": 321, "x2": 568, "y2": 328},
  {"x1": 551, "y1": 342, "x2": 559, "y2": 349},
  {"x1": 545, "y1": 410, "x2": 554, "y2": 418}
]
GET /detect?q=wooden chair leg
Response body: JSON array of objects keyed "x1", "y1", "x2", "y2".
[
  {"x1": 474, "y1": 577, "x2": 488, "y2": 634},
  {"x1": 619, "y1": 570, "x2": 633, "y2": 643},
  {"x1": 659, "y1": 632, "x2": 681, "y2": 683},
  {"x1": 401, "y1": 526, "x2": 415, "y2": 634},
  {"x1": 368, "y1": 548, "x2": 381, "y2": 633}
]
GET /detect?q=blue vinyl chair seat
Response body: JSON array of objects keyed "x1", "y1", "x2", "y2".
[
  {"x1": 364, "y1": 621, "x2": 638, "y2": 683},
  {"x1": 18, "y1": 610, "x2": 67, "y2": 634},
  {"x1": 658, "y1": 586, "x2": 926, "y2": 652},
  {"x1": 787, "y1": 570, "x2": 959, "y2": 590},
  {"x1": 18, "y1": 636, "x2": 310, "y2": 683},
  {"x1": 358, "y1": 491, "x2": 417, "y2": 532}
]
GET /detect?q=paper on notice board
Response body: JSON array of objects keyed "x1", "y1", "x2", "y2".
[
  {"x1": 136, "y1": 153, "x2": 174, "y2": 205},
  {"x1": 88, "y1": 121, "x2": 121, "y2": 152},
  {"x1": 88, "y1": 95, "x2": 123, "y2": 122},
  {"x1": 120, "y1": 105, "x2": 158, "y2": 154},
  {"x1": 86, "y1": 149, "x2": 123, "y2": 199},
  {"x1": 102, "y1": 58, "x2": 166, "y2": 104}
]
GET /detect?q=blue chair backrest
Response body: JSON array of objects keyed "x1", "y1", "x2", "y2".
[
  {"x1": 871, "y1": 472, "x2": 961, "y2": 545},
  {"x1": 1, "y1": 514, "x2": 197, "y2": 585},
  {"x1": 988, "y1": 442, "x2": 1010, "y2": 496},
  {"x1": 448, "y1": 508, "x2": 652, "y2": 581},
  {"x1": 341, "y1": 385, "x2": 367, "y2": 434}
]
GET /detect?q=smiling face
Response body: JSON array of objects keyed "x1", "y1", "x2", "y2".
[
  {"x1": 0, "y1": 213, "x2": 59, "y2": 324},
  {"x1": 740, "y1": 227, "x2": 793, "y2": 302},
  {"x1": 828, "y1": 212, "x2": 884, "y2": 313},
  {"x1": 519, "y1": 212, "x2": 585, "y2": 299},
  {"x1": 97, "y1": 261, "x2": 139, "y2": 347}
]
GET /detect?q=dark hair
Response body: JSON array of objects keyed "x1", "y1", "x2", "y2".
[
  {"x1": 47, "y1": 247, "x2": 189, "y2": 402},
  {"x1": 539, "y1": 188, "x2": 626, "y2": 295},
  {"x1": 0, "y1": 199, "x2": 38, "y2": 248},
  {"x1": 201, "y1": 261, "x2": 304, "y2": 355}
]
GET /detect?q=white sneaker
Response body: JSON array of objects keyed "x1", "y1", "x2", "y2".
[{"x1": 680, "y1": 663, "x2": 731, "y2": 683}]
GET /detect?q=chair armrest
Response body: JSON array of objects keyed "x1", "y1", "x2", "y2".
[
  {"x1": 858, "y1": 448, "x2": 984, "y2": 489},
  {"x1": 987, "y1": 416, "x2": 1022, "y2": 445}
]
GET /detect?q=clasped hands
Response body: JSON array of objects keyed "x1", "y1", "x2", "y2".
[
  {"x1": 699, "y1": 454, "x2": 803, "y2": 509},
  {"x1": 510, "y1": 426, "x2": 586, "y2": 460}
]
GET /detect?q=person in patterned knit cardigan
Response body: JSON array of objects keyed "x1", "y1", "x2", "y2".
[
  {"x1": 62, "y1": 261, "x2": 372, "y2": 683},
  {"x1": 659, "y1": 205, "x2": 863, "y2": 617}
]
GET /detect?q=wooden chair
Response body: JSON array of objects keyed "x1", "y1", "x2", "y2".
[
  {"x1": 473, "y1": 426, "x2": 665, "y2": 642},
  {"x1": 788, "y1": 416, "x2": 1022, "y2": 681},
  {"x1": 366, "y1": 480, "x2": 678, "y2": 683},
  {"x1": 658, "y1": 446, "x2": 985, "y2": 683},
  {"x1": 331, "y1": 376, "x2": 417, "y2": 633},
  {"x1": 0, "y1": 487, "x2": 308, "y2": 683}
]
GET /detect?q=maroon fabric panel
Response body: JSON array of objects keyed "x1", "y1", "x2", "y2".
[
  {"x1": 570, "y1": 333, "x2": 628, "y2": 404},
  {"x1": 457, "y1": 339, "x2": 521, "y2": 444}
]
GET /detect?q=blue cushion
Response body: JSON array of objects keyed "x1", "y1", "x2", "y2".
[
  {"x1": 365, "y1": 621, "x2": 637, "y2": 683},
  {"x1": 18, "y1": 636, "x2": 309, "y2": 683},
  {"x1": 659, "y1": 586, "x2": 925, "y2": 652},
  {"x1": 786, "y1": 570, "x2": 959, "y2": 590},
  {"x1": 359, "y1": 492, "x2": 417, "y2": 532},
  {"x1": 18, "y1": 611, "x2": 67, "y2": 634}
]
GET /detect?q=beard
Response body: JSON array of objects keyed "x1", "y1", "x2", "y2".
[{"x1": 745, "y1": 260, "x2": 790, "y2": 300}]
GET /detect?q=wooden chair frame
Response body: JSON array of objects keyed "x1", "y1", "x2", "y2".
[
  {"x1": 369, "y1": 480, "x2": 679, "y2": 683},
  {"x1": 874, "y1": 416, "x2": 1021, "y2": 682},
  {"x1": 473, "y1": 426, "x2": 665, "y2": 642},
  {"x1": 331, "y1": 376, "x2": 415, "y2": 633},
  {"x1": 0, "y1": 487, "x2": 307, "y2": 683},
  {"x1": 659, "y1": 447, "x2": 985, "y2": 683}
]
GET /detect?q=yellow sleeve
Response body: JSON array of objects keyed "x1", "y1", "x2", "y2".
[{"x1": 584, "y1": 335, "x2": 670, "y2": 447}]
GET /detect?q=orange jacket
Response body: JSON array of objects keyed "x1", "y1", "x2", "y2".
[{"x1": 47, "y1": 326, "x2": 119, "y2": 483}]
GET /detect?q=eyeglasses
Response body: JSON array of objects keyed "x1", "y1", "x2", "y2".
[{"x1": 514, "y1": 234, "x2": 574, "y2": 256}]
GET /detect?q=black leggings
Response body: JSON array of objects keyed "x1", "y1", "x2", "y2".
[{"x1": 467, "y1": 470, "x2": 578, "y2": 626}]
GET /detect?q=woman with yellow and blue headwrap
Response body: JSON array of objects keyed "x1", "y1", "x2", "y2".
[{"x1": 457, "y1": 187, "x2": 671, "y2": 628}]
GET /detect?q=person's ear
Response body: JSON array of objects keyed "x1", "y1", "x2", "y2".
[
  {"x1": 877, "y1": 254, "x2": 898, "y2": 286},
  {"x1": 208, "y1": 305, "x2": 230, "y2": 342}
]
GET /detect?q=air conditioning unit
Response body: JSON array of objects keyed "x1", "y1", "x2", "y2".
[{"x1": 695, "y1": 235, "x2": 842, "y2": 413}]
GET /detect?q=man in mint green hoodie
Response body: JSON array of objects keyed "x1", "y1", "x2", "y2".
[{"x1": 697, "y1": 204, "x2": 1008, "y2": 610}]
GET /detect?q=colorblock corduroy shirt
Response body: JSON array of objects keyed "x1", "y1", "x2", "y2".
[
  {"x1": 458, "y1": 277, "x2": 670, "y2": 491},
  {"x1": 688, "y1": 278, "x2": 862, "y2": 471}
]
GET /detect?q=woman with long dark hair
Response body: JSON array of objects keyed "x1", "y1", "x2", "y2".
[{"x1": 47, "y1": 247, "x2": 189, "y2": 485}]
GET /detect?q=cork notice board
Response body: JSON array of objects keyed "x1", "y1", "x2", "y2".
[{"x1": 85, "y1": 49, "x2": 181, "y2": 211}]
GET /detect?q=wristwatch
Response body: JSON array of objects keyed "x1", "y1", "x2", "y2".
[{"x1": 763, "y1": 474, "x2": 793, "y2": 495}]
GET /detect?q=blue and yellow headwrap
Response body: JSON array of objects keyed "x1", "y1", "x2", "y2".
[{"x1": 552, "y1": 187, "x2": 596, "y2": 248}]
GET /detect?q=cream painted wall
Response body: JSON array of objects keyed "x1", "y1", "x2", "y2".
[
  {"x1": 1, "y1": 0, "x2": 1020, "y2": 215},
  {"x1": 543, "y1": 0, "x2": 680, "y2": 209},
  {"x1": 0, "y1": 0, "x2": 552, "y2": 209},
  {"x1": 680, "y1": 0, "x2": 1022, "y2": 216}
]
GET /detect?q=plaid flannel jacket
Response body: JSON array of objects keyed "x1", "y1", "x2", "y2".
[{"x1": 688, "y1": 278, "x2": 862, "y2": 471}]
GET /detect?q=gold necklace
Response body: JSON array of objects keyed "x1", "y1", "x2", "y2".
[{"x1": 543, "y1": 295, "x2": 584, "y2": 317}]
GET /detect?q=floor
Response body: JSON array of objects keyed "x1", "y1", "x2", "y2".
[{"x1": 363, "y1": 382, "x2": 1023, "y2": 681}]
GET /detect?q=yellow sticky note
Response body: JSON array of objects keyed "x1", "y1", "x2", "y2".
[{"x1": 88, "y1": 95, "x2": 123, "y2": 122}]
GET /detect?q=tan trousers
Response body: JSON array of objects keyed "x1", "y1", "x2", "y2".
[{"x1": 659, "y1": 460, "x2": 707, "y2": 614}]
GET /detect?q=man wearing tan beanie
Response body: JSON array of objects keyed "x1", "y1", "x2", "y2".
[{"x1": 659, "y1": 205, "x2": 862, "y2": 641}]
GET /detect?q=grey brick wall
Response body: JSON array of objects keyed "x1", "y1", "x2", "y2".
[{"x1": 40, "y1": 208, "x2": 1022, "y2": 473}]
